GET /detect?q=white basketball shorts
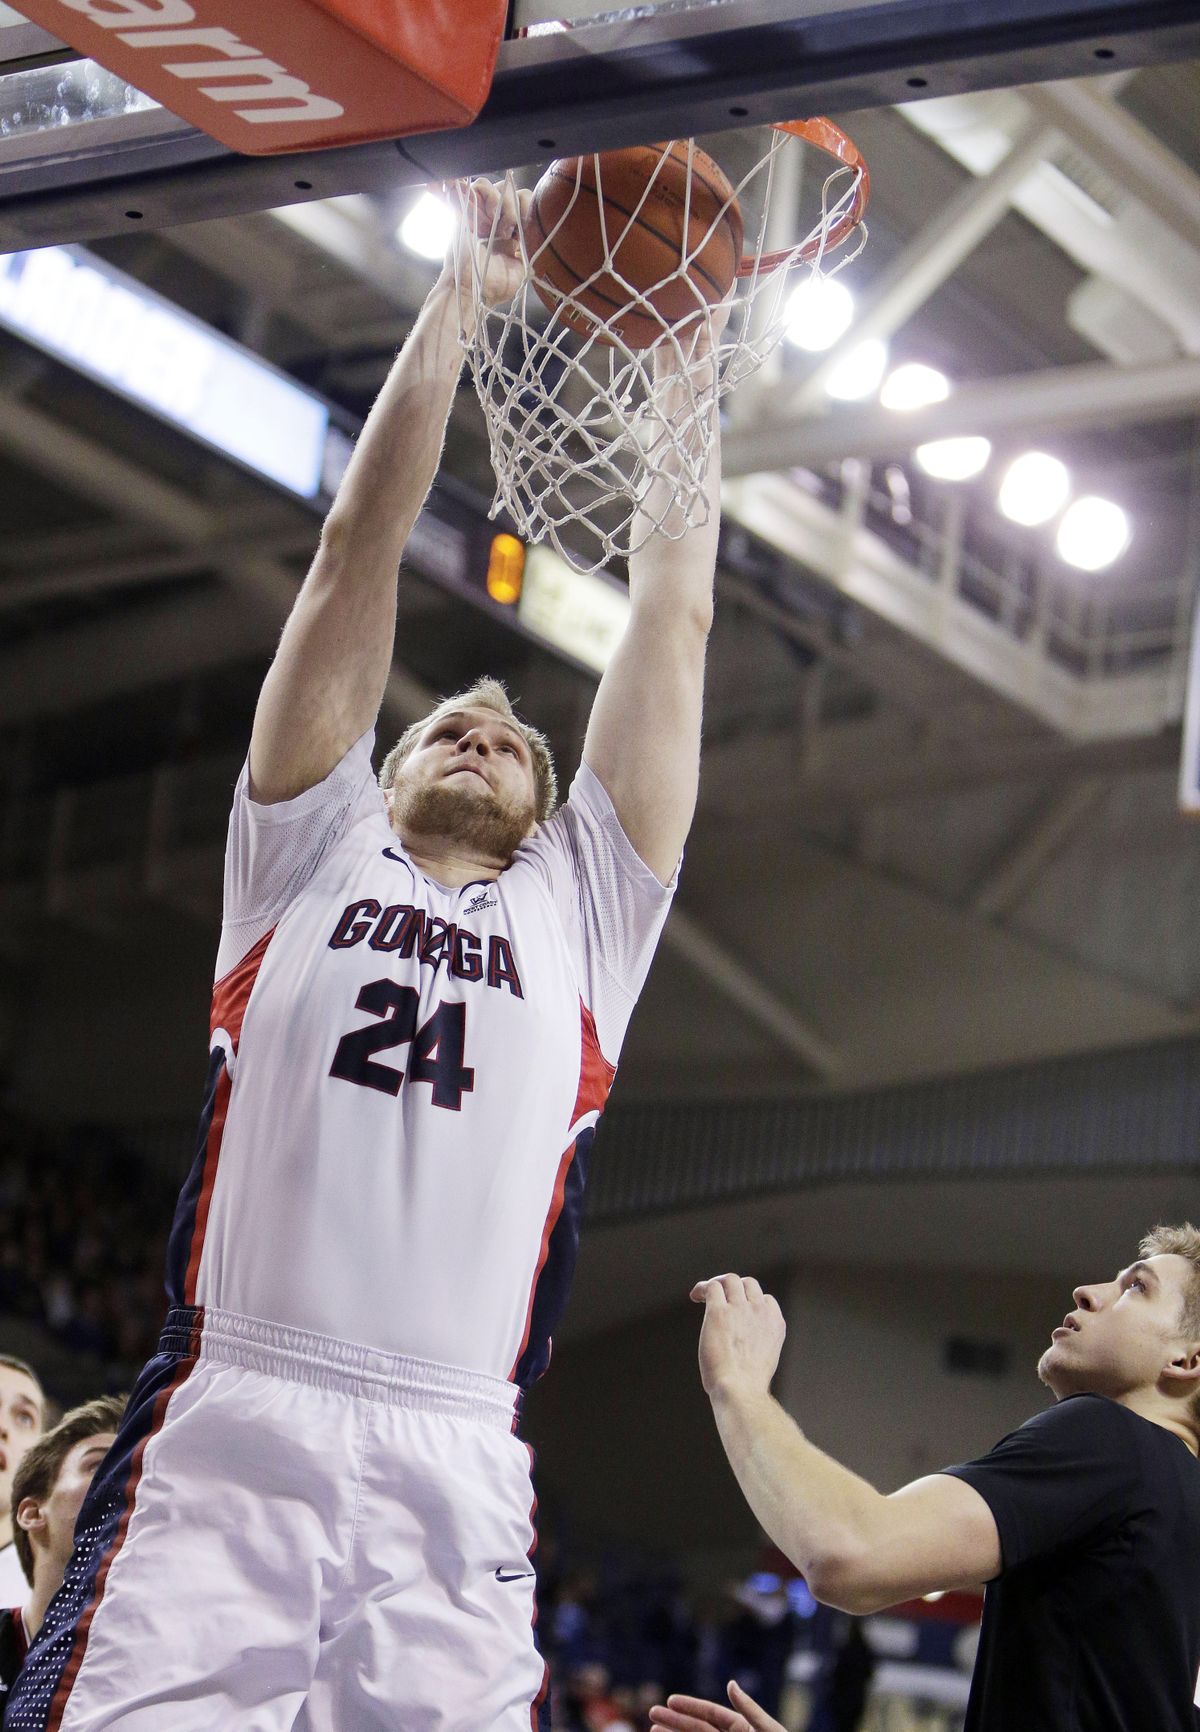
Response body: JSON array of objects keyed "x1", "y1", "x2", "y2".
[{"x1": 7, "y1": 1306, "x2": 549, "y2": 1732}]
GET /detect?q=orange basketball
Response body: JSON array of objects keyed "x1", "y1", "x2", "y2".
[{"x1": 526, "y1": 141, "x2": 744, "y2": 350}]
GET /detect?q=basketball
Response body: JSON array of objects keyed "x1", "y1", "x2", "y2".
[{"x1": 526, "y1": 140, "x2": 744, "y2": 349}]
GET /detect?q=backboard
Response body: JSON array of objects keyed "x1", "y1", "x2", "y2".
[{"x1": 0, "y1": 0, "x2": 1196, "y2": 249}]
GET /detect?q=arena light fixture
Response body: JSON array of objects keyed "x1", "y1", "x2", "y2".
[
  {"x1": 825, "y1": 338, "x2": 888, "y2": 402},
  {"x1": 914, "y1": 435, "x2": 991, "y2": 481},
  {"x1": 998, "y1": 451, "x2": 1071, "y2": 526},
  {"x1": 399, "y1": 190, "x2": 456, "y2": 262},
  {"x1": 783, "y1": 275, "x2": 855, "y2": 352},
  {"x1": 1056, "y1": 496, "x2": 1131, "y2": 569},
  {"x1": 880, "y1": 361, "x2": 950, "y2": 412}
]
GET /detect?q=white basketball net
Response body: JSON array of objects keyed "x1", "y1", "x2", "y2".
[{"x1": 452, "y1": 123, "x2": 868, "y2": 574}]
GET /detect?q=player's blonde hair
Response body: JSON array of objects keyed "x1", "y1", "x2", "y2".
[
  {"x1": 1140, "y1": 1222, "x2": 1200, "y2": 1420},
  {"x1": 378, "y1": 677, "x2": 558, "y2": 821}
]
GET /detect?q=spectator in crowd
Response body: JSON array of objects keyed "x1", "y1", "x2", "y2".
[
  {"x1": 0, "y1": 1396, "x2": 126, "y2": 1703},
  {"x1": 0, "y1": 1357, "x2": 46, "y2": 1606},
  {"x1": 567, "y1": 1662, "x2": 639, "y2": 1732}
]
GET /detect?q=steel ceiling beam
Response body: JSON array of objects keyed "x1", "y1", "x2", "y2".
[
  {"x1": 777, "y1": 117, "x2": 1058, "y2": 419},
  {"x1": 722, "y1": 354, "x2": 1200, "y2": 477},
  {"x1": 0, "y1": 391, "x2": 436, "y2": 728},
  {"x1": 665, "y1": 906, "x2": 840, "y2": 1078},
  {"x1": 1022, "y1": 76, "x2": 1200, "y2": 258},
  {"x1": 969, "y1": 776, "x2": 1109, "y2": 918},
  {"x1": 0, "y1": 587, "x2": 278, "y2": 725},
  {"x1": 0, "y1": 520, "x2": 315, "y2": 613},
  {"x1": 722, "y1": 471, "x2": 1181, "y2": 741}
]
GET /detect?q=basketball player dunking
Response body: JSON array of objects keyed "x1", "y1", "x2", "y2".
[{"x1": 8, "y1": 184, "x2": 721, "y2": 1731}]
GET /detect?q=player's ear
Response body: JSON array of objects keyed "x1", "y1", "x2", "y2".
[
  {"x1": 16, "y1": 1494, "x2": 45, "y2": 1539},
  {"x1": 1163, "y1": 1342, "x2": 1200, "y2": 1388}
]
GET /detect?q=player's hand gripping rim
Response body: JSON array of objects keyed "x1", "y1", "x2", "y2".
[{"x1": 446, "y1": 176, "x2": 532, "y2": 340}]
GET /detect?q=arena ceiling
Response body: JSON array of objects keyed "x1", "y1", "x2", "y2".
[{"x1": 1, "y1": 19, "x2": 1200, "y2": 1167}]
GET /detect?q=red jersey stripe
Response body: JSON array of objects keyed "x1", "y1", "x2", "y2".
[
  {"x1": 182, "y1": 928, "x2": 276, "y2": 1308},
  {"x1": 572, "y1": 999, "x2": 616, "y2": 1128}
]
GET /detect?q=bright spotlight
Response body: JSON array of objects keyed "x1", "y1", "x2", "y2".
[
  {"x1": 998, "y1": 451, "x2": 1071, "y2": 526},
  {"x1": 783, "y1": 276, "x2": 855, "y2": 352},
  {"x1": 915, "y1": 436, "x2": 991, "y2": 481},
  {"x1": 825, "y1": 338, "x2": 888, "y2": 401},
  {"x1": 1056, "y1": 496, "x2": 1131, "y2": 570},
  {"x1": 880, "y1": 362, "x2": 950, "y2": 412},
  {"x1": 399, "y1": 190, "x2": 455, "y2": 262}
]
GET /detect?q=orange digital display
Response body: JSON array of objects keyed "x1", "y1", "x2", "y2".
[{"x1": 487, "y1": 534, "x2": 525, "y2": 606}]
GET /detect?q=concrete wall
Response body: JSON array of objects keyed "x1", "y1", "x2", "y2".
[
  {"x1": 775, "y1": 1263, "x2": 1060, "y2": 1489},
  {"x1": 522, "y1": 1296, "x2": 764, "y2": 1578}
]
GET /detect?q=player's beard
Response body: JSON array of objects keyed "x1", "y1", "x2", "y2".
[{"x1": 391, "y1": 774, "x2": 535, "y2": 863}]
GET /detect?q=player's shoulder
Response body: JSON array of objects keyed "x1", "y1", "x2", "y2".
[
  {"x1": 1025, "y1": 1392, "x2": 1126, "y2": 1428},
  {"x1": 1015, "y1": 1394, "x2": 1147, "y2": 1454}
]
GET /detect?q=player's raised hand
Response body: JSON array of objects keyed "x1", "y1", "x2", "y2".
[
  {"x1": 650, "y1": 294, "x2": 731, "y2": 400},
  {"x1": 649, "y1": 1680, "x2": 786, "y2": 1732},
  {"x1": 450, "y1": 176, "x2": 532, "y2": 335},
  {"x1": 690, "y1": 1273, "x2": 785, "y2": 1403}
]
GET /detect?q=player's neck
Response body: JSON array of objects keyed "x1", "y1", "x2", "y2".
[
  {"x1": 1112, "y1": 1388, "x2": 1200, "y2": 1456},
  {"x1": 22, "y1": 1558, "x2": 62, "y2": 1641},
  {"x1": 399, "y1": 835, "x2": 508, "y2": 888}
]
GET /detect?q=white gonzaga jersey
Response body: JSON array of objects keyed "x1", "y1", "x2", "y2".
[
  {"x1": 0, "y1": 1541, "x2": 26, "y2": 1608},
  {"x1": 164, "y1": 731, "x2": 675, "y2": 1387}
]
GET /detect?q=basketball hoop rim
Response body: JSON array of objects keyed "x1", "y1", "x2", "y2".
[
  {"x1": 735, "y1": 116, "x2": 870, "y2": 275},
  {"x1": 459, "y1": 117, "x2": 868, "y2": 277}
]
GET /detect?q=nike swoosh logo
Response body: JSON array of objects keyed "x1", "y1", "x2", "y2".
[{"x1": 495, "y1": 1568, "x2": 535, "y2": 1582}]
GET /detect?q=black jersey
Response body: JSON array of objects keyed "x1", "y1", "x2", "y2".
[
  {"x1": 0, "y1": 1605, "x2": 28, "y2": 1702},
  {"x1": 945, "y1": 1394, "x2": 1200, "y2": 1732}
]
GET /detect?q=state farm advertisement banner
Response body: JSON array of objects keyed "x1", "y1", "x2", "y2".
[{"x1": 14, "y1": 0, "x2": 507, "y2": 154}]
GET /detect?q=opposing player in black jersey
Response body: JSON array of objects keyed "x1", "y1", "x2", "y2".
[{"x1": 656, "y1": 1222, "x2": 1200, "y2": 1732}]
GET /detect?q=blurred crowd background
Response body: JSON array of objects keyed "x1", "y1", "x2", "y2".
[{"x1": 0, "y1": 1118, "x2": 168, "y2": 1391}]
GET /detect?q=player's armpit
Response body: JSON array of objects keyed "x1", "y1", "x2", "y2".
[{"x1": 812, "y1": 1472, "x2": 1001, "y2": 1614}]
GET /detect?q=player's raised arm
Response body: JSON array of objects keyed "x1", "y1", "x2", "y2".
[
  {"x1": 249, "y1": 182, "x2": 528, "y2": 805},
  {"x1": 581, "y1": 337, "x2": 722, "y2": 884},
  {"x1": 690, "y1": 1274, "x2": 1002, "y2": 1614}
]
